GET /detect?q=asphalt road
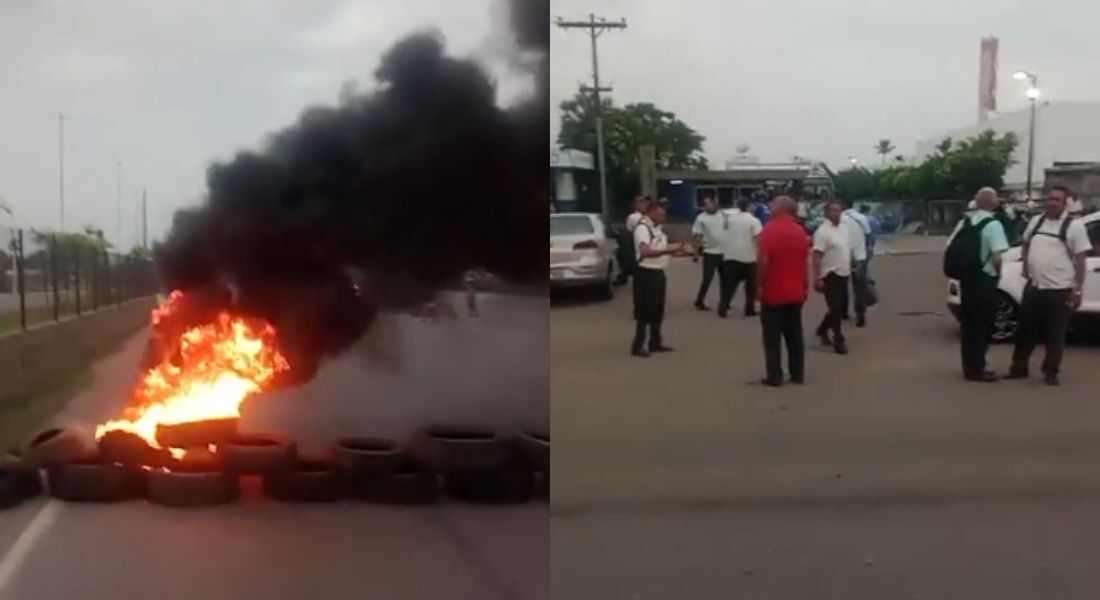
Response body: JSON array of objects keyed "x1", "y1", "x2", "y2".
[
  {"x1": 0, "y1": 291, "x2": 548, "y2": 600},
  {"x1": 552, "y1": 253, "x2": 1100, "y2": 600}
]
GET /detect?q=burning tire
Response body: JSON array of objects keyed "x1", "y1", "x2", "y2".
[
  {"x1": 156, "y1": 419, "x2": 238, "y2": 449},
  {"x1": 409, "y1": 427, "x2": 508, "y2": 473},
  {"x1": 0, "y1": 467, "x2": 43, "y2": 509},
  {"x1": 98, "y1": 430, "x2": 172, "y2": 468},
  {"x1": 263, "y1": 458, "x2": 340, "y2": 503},
  {"x1": 22, "y1": 427, "x2": 95, "y2": 470},
  {"x1": 147, "y1": 463, "x2": 238, "y2": 508},
  {"x1": 221, "y1": 434, "x2": 297, "y2": 475},
  {"x1": 352, "y1": 465, "x2": 439, "y2": 505},
  {"x1": 331, "y1": 437, "x2": 404, "y2": 476},
  {"x1": 515, "y1": 430, "x2": 549, "y2": 472},
  {"x1": 443, "y1": 467, "x2": 534, "y2": 504},
  {"x1": 47, "y1": 456, "x2": 139, "y2": 503}
]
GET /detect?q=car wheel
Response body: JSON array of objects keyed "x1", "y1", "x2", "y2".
[
  {"x1": 991, "y1": 292, "x2": 1019, "y2": 343},
  {"x1": 594, "y1": 264, "x2": 615, "y2": 301}
]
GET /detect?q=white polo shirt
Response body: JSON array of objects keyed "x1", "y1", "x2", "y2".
[
  {"x1": 841, "y1": 209, "x2": 870, "y2": 262},
  {"x1": 634, "y1": 217, "x2": 669, "y2": 270},
  {"x1": 691, "y1": 210, "x2": 726, "y2": 255},
  {"x1": 720, "y1": 208, "x2": 763, "y2": 263},
  {"x1": 625, "y1": 211, "x2": 644, "y2": 233},
  {"x1": 1024, "y1": 214, "x2": 1091, "y2": 289},
  {"x1": 813, "y1": 220, "x2": 851, "y2": 277}
]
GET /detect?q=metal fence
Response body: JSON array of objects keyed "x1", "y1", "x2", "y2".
[{"x1": 0, "y1": 226, "x2": 158, "y2": 335}]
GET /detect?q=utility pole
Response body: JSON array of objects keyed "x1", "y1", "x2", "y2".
[
  {"x1": 116, "y1": 162, "x2": 123, "y2": 247},
  {"x1": 141, "y1": 189, "x2": 148, "y2": 249},
  {"x1": 58, "y1": 113, "x2": 65, "y2": 232},
  {"x1": 556, "y1": 14, "x2": 626, "y2": 221}
]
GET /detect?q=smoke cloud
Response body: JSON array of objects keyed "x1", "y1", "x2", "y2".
[{"x1": 154, "y1": 0, "x2": 548, "y2": 383}]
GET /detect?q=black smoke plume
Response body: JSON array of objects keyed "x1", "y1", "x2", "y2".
[{"x1": 154, "y1": 0, "x2": 549, "y2": 383}]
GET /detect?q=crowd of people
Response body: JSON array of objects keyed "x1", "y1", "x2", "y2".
[{"x1": 618, "y1": 185, "x2": 1088, "y2": 386}]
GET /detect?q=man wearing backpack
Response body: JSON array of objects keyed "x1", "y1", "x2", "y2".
[
  {"x1": 1005, "y1": 186, "x2": 1090, "y2": 385},
  {"x1": 944, "y1": 187, "x2": 1010, "y2": 382}
]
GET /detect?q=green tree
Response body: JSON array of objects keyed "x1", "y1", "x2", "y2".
[
  {"x1": 874, "y1": 139, "x2": 896, "y2": 164},
  {"x1": 557, "y1": 91, "x2": 708, "y2": 213},
  {"x1": 834, "y1": 166, "x2": 876, "y2": 200}
]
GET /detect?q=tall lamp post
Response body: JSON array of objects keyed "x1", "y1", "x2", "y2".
[{"x1": 1013, "y1": 70, "x2": 1040, "y2": 203}]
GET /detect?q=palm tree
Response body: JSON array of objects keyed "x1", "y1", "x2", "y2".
[{"x1": 874, "y1": 139, "x2": 896, "y2": 164}]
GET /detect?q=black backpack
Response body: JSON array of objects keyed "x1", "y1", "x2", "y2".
[
  {"x1": 943, "y1": 217, "x2": 996, "y2": 279},
  {"x1": 1025, "y1": 214, "x2": 1074, "y2": 258}
]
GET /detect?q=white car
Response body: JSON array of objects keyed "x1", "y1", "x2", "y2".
[
  {"x1": 947, "y1": 211, "x2": 1100, "y2": 341},
  {"x1": 550, "y1": 212, "x2": 617, "y2": 300}
]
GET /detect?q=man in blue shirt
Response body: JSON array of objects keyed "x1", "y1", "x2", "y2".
[
  {"x1": 948, "y1": 187, "x2": 1010, "y2": 382},
  {"x1": 751, "y1": 194, "x2": 772, "y2": 225}
]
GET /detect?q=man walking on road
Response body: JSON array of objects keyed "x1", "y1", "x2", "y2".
[
  {"x1": 718, "y1": 197, "x2": 763, "y2": 318},
  {"x1": 756, "y1": 196, "x2": 809, "y2": 386},
  {"x1": 813, "y1": 201, "x2": 852, "y2": 354},
  {"x1": 1005, "y1": 186, "x2": 1090, "y2": 385},
  {"x1": 692, "y1": 195, "x2": 725, "y2": 311},
  {"x1": 631, "y1": 201, "x2": 690, "y2": 357},
  {"x1": 945, "y1": 187, "x2": 1010, "y2": 382},
  {"x1": 842, "y1": 201, "x2": 872, "y2": 327}
]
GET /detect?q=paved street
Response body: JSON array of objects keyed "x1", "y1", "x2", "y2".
[
  {"x1": 0, "y1": 292, "x2": 548, "y2": 600},
  {"x1": 552, "y1": 252, "x2": 1100, "y2": 599}
]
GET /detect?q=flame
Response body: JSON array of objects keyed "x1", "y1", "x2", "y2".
[{"x1": 95, "y1": 292, "x2": 289, "y2": 453}]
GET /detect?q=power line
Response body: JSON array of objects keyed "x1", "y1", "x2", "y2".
[{"x1": 555, "y1": 14, "x2": 626, "y2": 220}]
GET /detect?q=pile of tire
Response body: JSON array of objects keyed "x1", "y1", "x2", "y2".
[{"x1": 1, "y1": 422, "x2": 550, "y2": 510}]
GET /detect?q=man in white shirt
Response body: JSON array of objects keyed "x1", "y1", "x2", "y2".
[
  {"x1": 812, "y1": 201, "x2": 852, "y2": 354},
  {"x1": 616, "y1": 196, "x2": 649, "y2": 285},
  {"x1": 691, "y1": 195, "x2": 725, "y2": 310},
  {"x1": 718, "y1": 197, "x2": 763, "y2": 318},
  {"x1": 1005, "y1": 186, "x2": 1090, "y2": 385},
  {"x1": 631, "y1": 201, "x2": 690, "y2": 357},
  {"x1": 625, "y1": 195, "x2": 648, "y2": 233},
  {"x1": 841, "y1": 202, "x2": 872, "y2": 327}
]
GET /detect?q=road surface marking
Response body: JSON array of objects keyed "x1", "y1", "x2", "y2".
[{"x1": 0, "y1": 501, "x2": 62, "y2": 596}]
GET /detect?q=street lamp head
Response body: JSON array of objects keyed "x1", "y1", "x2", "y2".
[
  {"x1": 1013, "y1": 70, "x2": 1029, "y2": 80},
  {"x1": 1026, "y1": 87, "x2": 1041, "y2": 99}
]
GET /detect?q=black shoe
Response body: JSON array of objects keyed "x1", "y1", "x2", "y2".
[
  {"x1": 694, "y1": 302, "x2": 711, "y2": 311},
  {"x1": 842, "y1": 314, "x2": 851, "y2": 321},
  {"x1": 631, "y1": 348, "x2": 650, "y2": 358},
  {"x1": 964, "y1": 371, "x2": 1000, "y2": 383},
  {"x1": 789, "y1": 376, "x2": 804, "y2": 385},
  {"x1": 745, "y1": 310, "x2": 758, "y2": 317},
  {"x1": 717, "y1": 309, "x2": 728, "y2": 319},
  {"x1": 649, "y1": 345, "x2": 675, "y2": 353},
  {"x1": 834, "y1": 342, "x2": 849, "y2": 355},
  {"x1": 817, "y1": 334, "x2": 833, "y2": 347},
  {"x1": 760, "y1": 378, "x2": 784, "y2": 387},
  {"x1": 855, "y1": 315, "x2": 866, "y2": 328},
  {"x1": 1003, "y1": 368, "x2": 1029, "y2": 380},
  {"x1": 1044, "y1": 373, "x2": 1060, "y2": 386}
]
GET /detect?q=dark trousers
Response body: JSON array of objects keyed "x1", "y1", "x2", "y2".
[
  {"x1": 632, "y1": 267, "x2": 666, "y2": 351},
  {"x1": 815, "y1": 272, "x2": 849, "y2": 343},
  {"x1": 761, "y1": 303, "x2": 805, "y2": 381},
  {"x1": 695, "y1": 253, "x2": 723, "y2": 305},
  {"x1": 720, "y1": 260, "x2": 757, "y2": 315},
  {"x1": 1011, "y1": 286, "x2": 1073, "y2": 376},
  {"x1": 852, "y1": 260, "x2": 869, "y2": 317},
  {"x1": 959, "y1": 274, "x2": 998, "y2": 376}
]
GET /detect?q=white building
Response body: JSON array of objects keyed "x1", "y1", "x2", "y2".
[{"x1": 915, "y1": 101, "x2": 1100, "y2": 197}]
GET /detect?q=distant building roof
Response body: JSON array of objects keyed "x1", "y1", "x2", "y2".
[
  {"x1": 658, "y1": 162, "x2": 834, "y2": 182},
  {"x1": 550, "y1": 146, "x2": 594, "y2": 170}
]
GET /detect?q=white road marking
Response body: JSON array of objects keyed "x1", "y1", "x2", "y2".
[{"x1": 0, "y1": 501, "x2": 62, "y2": 597}]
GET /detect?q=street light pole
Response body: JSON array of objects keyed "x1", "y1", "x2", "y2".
[{"x1": 1013, "y1": 70, "x2": 1040, "y2": 203}]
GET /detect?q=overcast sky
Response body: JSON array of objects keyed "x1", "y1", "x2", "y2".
[
  {"x1": 0, "y1": 0, "x2": 526, "y2": 250},
  {"x1": 551, "y1": 0, "x2": 1100, "y2": 173}
]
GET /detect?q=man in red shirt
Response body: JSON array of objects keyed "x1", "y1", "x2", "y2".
[{"x1": 755, "y1": 195, "x2": 810, "y2": 386}]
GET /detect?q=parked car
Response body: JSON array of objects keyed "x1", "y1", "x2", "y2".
[
  {"x1": 550, "y1": 212, "x2": 617, "y2": 300},
  {"x1": 946, "y1": 211, "x2": 1100, "y2": 341}
]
